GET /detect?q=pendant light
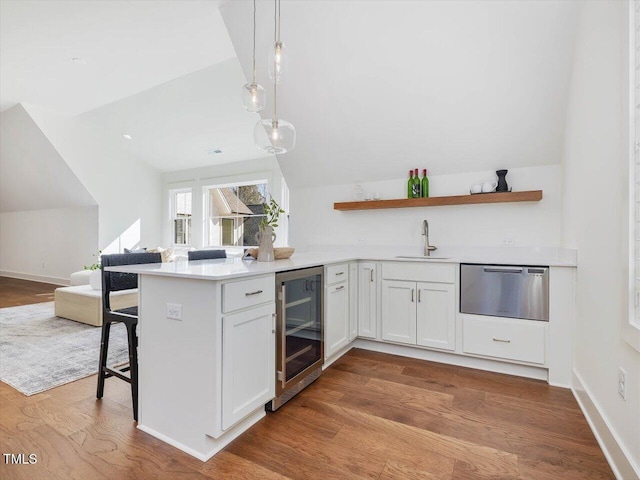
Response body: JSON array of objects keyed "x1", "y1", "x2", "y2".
[
  {"x1": 242, "y1": 0, "x2": 265, "y2": 112},
  {"x1": 268, "y1": 0, "x2": 287, "y2": 83},
  {"x1": 254, "y1": 0, "x2": 295, "y2": 154}
]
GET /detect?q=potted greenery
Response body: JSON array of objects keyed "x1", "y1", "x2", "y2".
[{"x1": 257, "y1": 196, "x2": 285, "y2": 262}]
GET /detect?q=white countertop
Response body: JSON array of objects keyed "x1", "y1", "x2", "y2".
[{"x1": 106, "y1": 246, "x2": 576, "y2": 280}]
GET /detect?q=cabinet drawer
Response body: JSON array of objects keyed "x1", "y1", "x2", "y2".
[
  {"x1": 326, "y1": 263, "x2": 349, "y2": 285},
  {"x1": 223, "y1": 275, "x2": 274, "y2": 313},
  {"x1": 462, "y1": 316, "x2": 546, "y2": 364},
  {"x1": 382, "y1": 262, "x2": 455, "y2": 283}
]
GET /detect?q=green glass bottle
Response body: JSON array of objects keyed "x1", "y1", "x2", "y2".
[
  {"x1": 412, "y1": 168, "x2": 421, "y2": 198},
  {"x1": 407, "y1": 170, "x2": 413, "y2": 199},
  {"x1": 421, "y1": 169, "x2": 429, "y2": 198}
]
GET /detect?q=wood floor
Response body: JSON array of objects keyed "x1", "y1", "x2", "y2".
[
  {"x1": 0, "y1": 276, "x2": 58, "y2": 308},
  {"x1": 0, "y1": 279, "x2": 614, "y2": 479}
]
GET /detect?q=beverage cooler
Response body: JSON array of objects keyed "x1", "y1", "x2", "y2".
[{"x1": 268, "y1": 266, "x2": 324, "y2": 411}]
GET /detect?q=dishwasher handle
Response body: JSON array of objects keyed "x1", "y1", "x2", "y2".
[{"x1": 483, "y1": 266, "x2": 523, "y2": 274}]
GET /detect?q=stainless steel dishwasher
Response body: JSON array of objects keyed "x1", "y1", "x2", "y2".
[{"x1": 460, "y1": 264, "x2": 549, "y2": 321}]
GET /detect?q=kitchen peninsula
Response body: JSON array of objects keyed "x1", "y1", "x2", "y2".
[{"x1": 108, "y1": 248, "x2": 576, "y2": 461}]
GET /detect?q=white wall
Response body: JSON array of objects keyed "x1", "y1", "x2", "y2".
[
  {"x1": 161, "y1": 157, "x2": 286, "y2": 249},
  {"x1": 562, "y1": 1, "x2": 640, "y2": 477},
  {"x1": 24, "y1": 105, "x2": 162, "y2": 253},
  {"x1": 290, "y1": 165, "x2": 562, "y2": 252},
  {"x1": 0, "y1": 206, "x2": 98, "y2": 284}
]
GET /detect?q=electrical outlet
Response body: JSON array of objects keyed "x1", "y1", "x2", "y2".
[
  {"x1": 358, "y1": 239, "x2": 366, "y2": 245},
  {"x1": 166, "y1": 303, "x2": 183, "y2": 321},
  {"x1": 618, "y1": 367, "x2": 627, "y2": 400},
  {"x1": 501, "y1": 238, "x2": 515, "y2": 246}
]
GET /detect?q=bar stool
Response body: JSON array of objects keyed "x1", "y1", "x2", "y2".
[{"x1": 96, "y1": 252, "x2": 161, "y2": 421}]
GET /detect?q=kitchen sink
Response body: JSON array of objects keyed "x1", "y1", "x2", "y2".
[{"x1": 395, "y1": 255, "x2": 452, "y2": 260}]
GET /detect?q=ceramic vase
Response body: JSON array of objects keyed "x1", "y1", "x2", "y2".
[
  {"x1": 257, "y1": 225, "x2": 275, "y2": 262},
  {"x1": 496, "y1": 169, "x2": 509, "y2": 192}
]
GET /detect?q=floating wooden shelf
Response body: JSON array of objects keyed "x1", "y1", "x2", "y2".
[{"x1": 333, "y1": 190, "x2": 543, "y2": 211}]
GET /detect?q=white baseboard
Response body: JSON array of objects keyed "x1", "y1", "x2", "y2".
[
  {"x1": 0, "y1": 270, "x2": 68, "y2": 286},
  {"x1": 572, "y1": 369, "x2": 640, "y2": 480},
  {"x1": 323, "y1": 342, "x2": 355, "y2": 369},
  {"x1": 354, "y1": 339, "x2": 549, "y2": 382}
]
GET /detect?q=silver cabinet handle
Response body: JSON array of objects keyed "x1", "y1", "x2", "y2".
[
  {"x1": 492, "y1": 338, "x2": 511, "y2": 343},
  {"x1": 483, "y1": 267, "x2": 523, "y2": 274},
  {"x1": 245, "y1": 290, "x2": 263, "y2": 296},
  {"x1": 418, "y1": 289, "x2": 421, "y2": 303},
  {"x1": 336, "y1": 271, "x2": 345, "y2": 276},
  {"x1": 370, "y1": 269, "x2": 374, "y2": 282},
  {"x1": 335, "y1": 285, "x2": 345, "y2": 291},
  {"x1": 411, "y1": 289, "x2": 415, "y2": 302},
  {"x1": 272, "y1": 313, "x2": 276, "y2": 334}
]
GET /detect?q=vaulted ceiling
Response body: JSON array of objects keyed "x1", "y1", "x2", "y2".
[{"x1": 221, "y1": 0, "x2": 582, "y2": 187}]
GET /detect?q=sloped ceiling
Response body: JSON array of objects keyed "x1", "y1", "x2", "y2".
[
  {"x1": 0, "y1": 105, "x2": 97, "y2": 213},
  {"x1": 221, "y1": 0, "x2": 582, "y2": 188},
  {"x1": 0, "y1": 0, "x2": 234, "y2": 115},
  {"x1": 76, "y1": 60, "x2": 273, "y2": 172}
]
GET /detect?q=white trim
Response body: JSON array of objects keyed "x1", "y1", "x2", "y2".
[
  {"x1": 572, "y1": 369, "x2": 640, "y2": 480},
  {"x1": 323, "y1": 342, "x2": 355, "y2": 369},
  {"x1": 137, "y1": 407, "x2": 265, "y2": 462},
  {"x1": 0, "y1": 271, "x2": 68, "y2": 286}
]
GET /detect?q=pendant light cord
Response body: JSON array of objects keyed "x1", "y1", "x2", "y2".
[
  {"x1": 273, "y1": 0, "x2": 278, "y2": 121},
  {"x1": 252, "y1": 0, "x2": 256, "y2": 84}
]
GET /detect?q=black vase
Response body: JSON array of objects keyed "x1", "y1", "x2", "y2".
[{"x1": 496, "y1": 169, "x2": 509, "y2": 192}]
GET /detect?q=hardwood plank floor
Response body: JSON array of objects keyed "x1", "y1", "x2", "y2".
[
  {"x1": 0, "y1": 276, "x2": 58, "y2": 308},
  {"x1": 0, "y1": 279, "x2": 614, "y2": 479}
]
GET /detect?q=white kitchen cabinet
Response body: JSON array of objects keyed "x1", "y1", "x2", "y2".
[
  {"x1": 381, "y1": 280, "x2": 416, "y2": 344},
  {"x1": 222, "y1": 303, "x2": 275, "y2": 430},
  {"x1": 325, "y1": 270, "x2": 350, "y2": 360},
  {"x1": 416, "y1": 282, "x2": 455, "y2": 351},
  {"x1": 357, "y1": 262, "x2": 378, "y2": 339},
  {"x1": 349, "y1": 263, "x2": 358, "y2": 341},
  {"x1": 380, "y1": 263, "x2": 456, "y2": 351}
]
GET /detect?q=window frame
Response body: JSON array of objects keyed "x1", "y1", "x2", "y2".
[{"x1": 626, "y1": 0, "x2": 640, "y2": 350}]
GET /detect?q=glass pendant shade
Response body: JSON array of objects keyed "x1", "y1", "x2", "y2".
[
  {"x1": 268, "y1": 41, "x2": 287, "y2": 83},
  {"x1": 254, "y1": 118, "x2": 296, "y2": 154},
  {"x1": 242, "y1": 82, "x2": 265, "y2": 112}
]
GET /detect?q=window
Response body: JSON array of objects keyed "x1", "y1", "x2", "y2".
[
  {"x1": 172, "y1": 190, "x2": 192, "y2": 245},
  {"x1": 206, "y1": 182, "x2": 269, "y2": 247}
]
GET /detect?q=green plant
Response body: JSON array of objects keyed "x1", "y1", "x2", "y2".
[
  {"x1": 260, "y1": 196, "x2": 285, "y2": 230},
  {"x1": 83, "y1": 250, "x2": 102, "y2": 271}
]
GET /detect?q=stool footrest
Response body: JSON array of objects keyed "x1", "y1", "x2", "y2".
[{"x1": 103, "y1": 366, "x2": 132, "y2": 384}]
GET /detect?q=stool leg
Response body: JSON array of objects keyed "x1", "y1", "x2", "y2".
[
  {"x1": 127, "y1": 322, "x2": 139, "y2": 422},
  {"x1": 96, "y1": 320, "x2": 112, "y2": 399}
]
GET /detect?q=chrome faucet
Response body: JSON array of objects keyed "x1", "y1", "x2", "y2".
[{"x1": 422, "y1": 219, "x2": 437, "y2": 257}]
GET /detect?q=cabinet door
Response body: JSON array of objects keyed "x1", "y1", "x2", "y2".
[
  {"x1": 349, "y1": 263, "x2": 358, "y2": 341},
  {"x1": 325, "y1": 282, "x2": 350, "y2": 359},
  {"x1": 381, "y1": 280, "x2": 417, "y2": 345},
  {"x1": 416, "y1": 282, "x2": 455, "y2": 351},
  {"x1": 358, "y1": 263, "x2": 378, "y2": 339},
  {"x1": 222, "y1": 304, "x2": 275, "y2": 430}
]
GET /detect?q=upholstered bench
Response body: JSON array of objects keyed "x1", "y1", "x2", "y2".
[{"x1": 54, "y1": 285, "x2": 137, "y2": 327}]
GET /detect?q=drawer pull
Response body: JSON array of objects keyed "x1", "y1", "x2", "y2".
[
  {"x1": 492, "y1": 337, "x2": 511, "y2": 343},
  {"x1": 335, "y1": 285, "x2": 345, "y2": 291},
  {"x1": 335, "y1": 272, "x2": 345, "y2": 276},
  {"x1": 245, "y1": 290, "x2": 264, "y2": 296}
]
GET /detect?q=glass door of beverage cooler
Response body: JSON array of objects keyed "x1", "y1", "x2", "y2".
[{"x1": 275, "y1": 267, "x2": 324, "y2": 394}]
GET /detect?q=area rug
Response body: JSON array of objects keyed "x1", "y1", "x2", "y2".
[{"x1": 0, "y1": 302, "x2": 128, "y2": 396}]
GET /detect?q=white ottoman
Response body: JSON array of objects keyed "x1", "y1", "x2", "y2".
[{"x1": 54, "y1": 285, "x2": 138, "y2": 327}]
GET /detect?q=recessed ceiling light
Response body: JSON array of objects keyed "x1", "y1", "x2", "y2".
[
  {"x1": 123, "y1": 134, "x2": 132, "y2": 140},
  {"x1": 71, "y1": 57, "x2": 87, "y2": 65}
]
